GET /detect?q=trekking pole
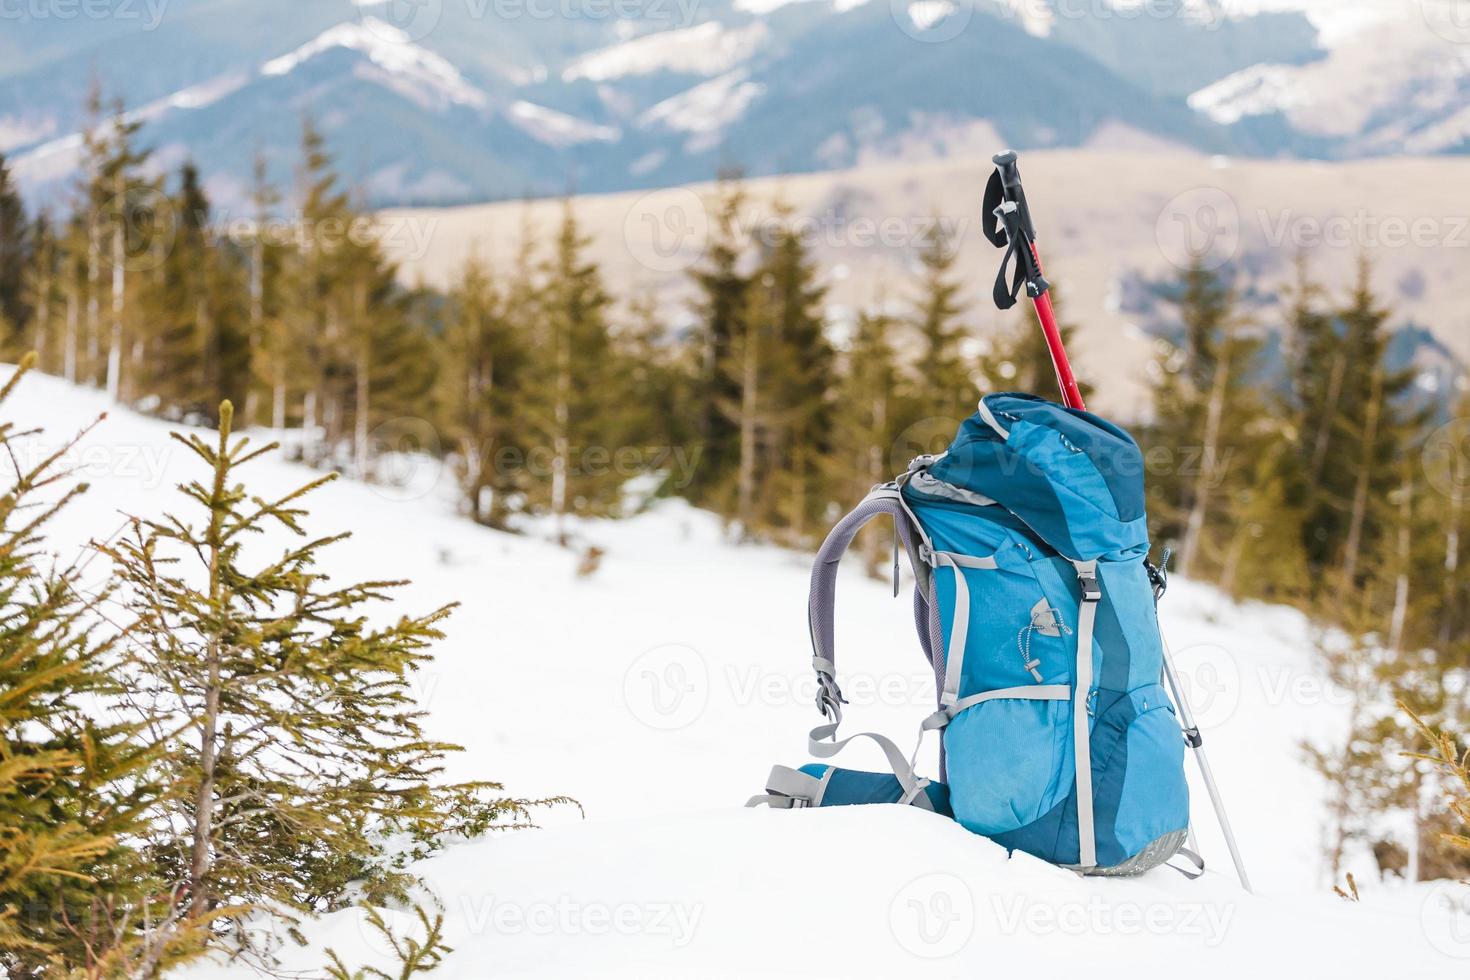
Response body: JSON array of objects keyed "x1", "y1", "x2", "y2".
[
  {"x1": 1159, "y1": 633, "x2": 1254, "y2": 893},
  {"x1": 983, "y1": 151, "x2": 1087, "y2": 412}
]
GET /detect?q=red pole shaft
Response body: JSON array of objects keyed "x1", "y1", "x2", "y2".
[{"x1": 1027, "y1": 243, "x2": 1086, "y2": 412}]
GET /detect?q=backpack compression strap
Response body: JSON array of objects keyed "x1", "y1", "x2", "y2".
[{"x1": 806, "y1": 485, "x2": 935, "y2": 801}]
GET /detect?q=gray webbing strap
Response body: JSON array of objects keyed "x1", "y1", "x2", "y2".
[
  {"x1": 745, "y1": 764, "x2": 829, "y2": 809},
  {"x1": 808, "y1": 719, "x2": 926, "y2": 799},
  {"x1": 1169, "y1": 846, "x2": 1206, "y2": 880},
  {"x1": 945, "y1": 685, "x2": 1070, "y2": 719},
  {"x1": 1073, "y1": 560, "x2": 1101, "y2": 869}
]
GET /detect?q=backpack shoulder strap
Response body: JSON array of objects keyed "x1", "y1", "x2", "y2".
[
  {"x1": 807, "y1": 484, "x2": 930, "y2": 716},
  {"x1": 802, "y1": 484, "x2": 941, "y2": 800}
]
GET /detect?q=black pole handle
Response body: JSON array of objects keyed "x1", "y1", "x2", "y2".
[{"x1": 991, "y1": 150, "x2": 1036, "y2": 241}]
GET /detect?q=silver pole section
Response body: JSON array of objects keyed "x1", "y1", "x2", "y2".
[{"x1": 1160, "y1": 631, "x2": 1254, "y2": 894}]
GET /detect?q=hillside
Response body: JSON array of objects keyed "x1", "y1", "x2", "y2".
[
  {"x1": 3, "y1": 367, "x2": 1463, "y2": 976},
  {"x1": 380, "y1": 149, "x2": 1470, "y2": 414}
]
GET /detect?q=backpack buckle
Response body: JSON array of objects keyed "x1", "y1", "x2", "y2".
[{"x1": 1076, "y1": 565, "x2": 1102, "y2": 603}]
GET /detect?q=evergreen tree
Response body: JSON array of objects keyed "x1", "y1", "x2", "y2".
[
  {"x1": 757, "y1": 204, "x2": 832, "y2": 544},
  {"x1": 0, "y1": 357, "x2": 173, "y2": 978},
  {"x1": 990, "y1": 284, "x2": 1094, "y2": 404},
  {"x1": 529, "y1": 204, "x2": 620, "y2": 541},
  {"x1": 21, "y1": 214, "x2": 57, "y2": 372},
  {"x1": 904, "y1": 228, "x2": 974, "y2": 428},
  {"x1": 100, "y1": 403, "x2": 554, "y2": 955},
  {"x1": 0, "y1": 154, "x2": 29, "y2": 348},
  {"x1": 436, "y1": 254, "x2": 527, "y2": 528},
  {"x1": 687, "y1": 177, "x2": 750, "y2": 506},
  {"x1": 1145, "y1": 260, "x2": 1277, "y2": 584},
  {"x1": 829, "y1": 304, "x2": 901, "y2": 575}
]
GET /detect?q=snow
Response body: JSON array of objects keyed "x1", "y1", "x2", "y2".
[
  {"x1": 1187, "y1": 64, "x2": 1307, "y2": 124},
  {"x1": 260, "y1": 18, "x2": 488, "y2": 110},
  {"x1": 637, "y1": 70, "x2": 765, "y2": 146},
  {"x1": 1, "y1": 368, "x2": 1463, "y2": 976},
  {"x1": 561, "y1": 22, "x2": 769, "y2": 83},
  {"x1": 506, "y1": 101, "x2": 621, "y2": 147}
]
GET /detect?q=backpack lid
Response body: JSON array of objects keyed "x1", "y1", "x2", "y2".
[{"x1": 923, "y1": 393, "x2": 1150, "y2": 561}]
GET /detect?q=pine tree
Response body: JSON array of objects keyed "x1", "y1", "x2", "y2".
[
  {"x1": 1144, "y1": 260, "x2": 1282, "y2": 586},
  {"x1": 436, "y1": 254, "x2": 527, "y2": 527},
  {"x1": 990, "y1": 284, "x2": 1093, "y2": 404},
  {"x1": 687, "y1": 177, "x2": 750, "y2": 507},
  {"x1": 0, "y1": 357, "x2": 172, "y2": 978},
  {"x1": 21, "y1": 213, "x2": 57, "y2": 372},
  {"x1": 904, "y1": 227, "x2": 974, "y2": 428},
  {"x1": 757, "y1": 203, "x2": 832, "y2": 544},
  {"x1": 100, "y1": 403, "x2": 556, "y2": 956},
  {"x1": 0, "y1": 154, "x2": 29, "y2": 349},
  {"x1": 529, "y1": 204, "x2": 620, "y2": 541},
  {"x1": 829, "y1": 304, "x2": 901, "y2": 575}
]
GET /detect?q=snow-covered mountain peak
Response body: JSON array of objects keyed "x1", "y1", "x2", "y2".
[{"x1": 261, "y1": 18, "x2": 488, "y2": 110}]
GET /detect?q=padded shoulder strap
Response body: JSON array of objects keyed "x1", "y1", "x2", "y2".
[{"x1": 808, "y1": 486, "x2": 929, "y2": 714}]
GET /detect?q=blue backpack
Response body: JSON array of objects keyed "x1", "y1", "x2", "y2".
[{"x1": 749, "y1": 392, "x2": 1195, "y2": 876}]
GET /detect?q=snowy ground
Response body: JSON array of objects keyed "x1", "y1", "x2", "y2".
[{"x1": 6, "y1": 368, "x2": 1467, "y2": 976}]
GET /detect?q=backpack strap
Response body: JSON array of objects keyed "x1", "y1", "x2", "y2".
[
  {"x1": 1072, "y1": 559, "x2": 1102, "y2": 869},
  {"x1": 808, "y1": 485, "x2": 930, "y2": 716},
  {"x1": 806, "y1": 485, "x2": 934, "y2": 798}
]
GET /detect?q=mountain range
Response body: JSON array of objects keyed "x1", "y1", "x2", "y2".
[{"x1": 2, "y1": 0, "x2": 1467, "y2": 209}]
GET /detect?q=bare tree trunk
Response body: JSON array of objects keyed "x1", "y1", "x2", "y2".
[
  {"x1": 272, "y1": 380, "x2": 286, "y2": 431},
  {"x1": 1341, "y1": 369, "x2": 1383, "y2": 589},
  {"x1": 86, "y1": 219, "x2": 100, "y2": 385},
  {"x1": 1388, "y1": 468, "x2": 1413, "y2": 653},
  {"x1": 736, "y1": 325, "x2": 760, "y2": 539},
  {"x1": 354, "y1": 346, "x2": 370, "y2": 478},
  {"x1": 245, "y1": 237, "x2": 264, "y2": 427},
  {"x1": 63, "y1": 282, "x2": 78, "y2": 383},
  {"x1": 1179, "y1": 333, "x2": 1233, "y2": 578},
  {"x1": 551, "y1": 316, "x2": 571, "y2": 545},
  {"x1": 1308, "y1": 351, "x2": 1346, "y2": 492},
  {"x1": 105, "y1": 171, "x2": 125, "y2": 402},
  {"x1": 188, "y1": 440, "x2": 232, "y2": 917},
  {"x1": 1441, "y1": 435, "x2": 1466, "y2": 647}
]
